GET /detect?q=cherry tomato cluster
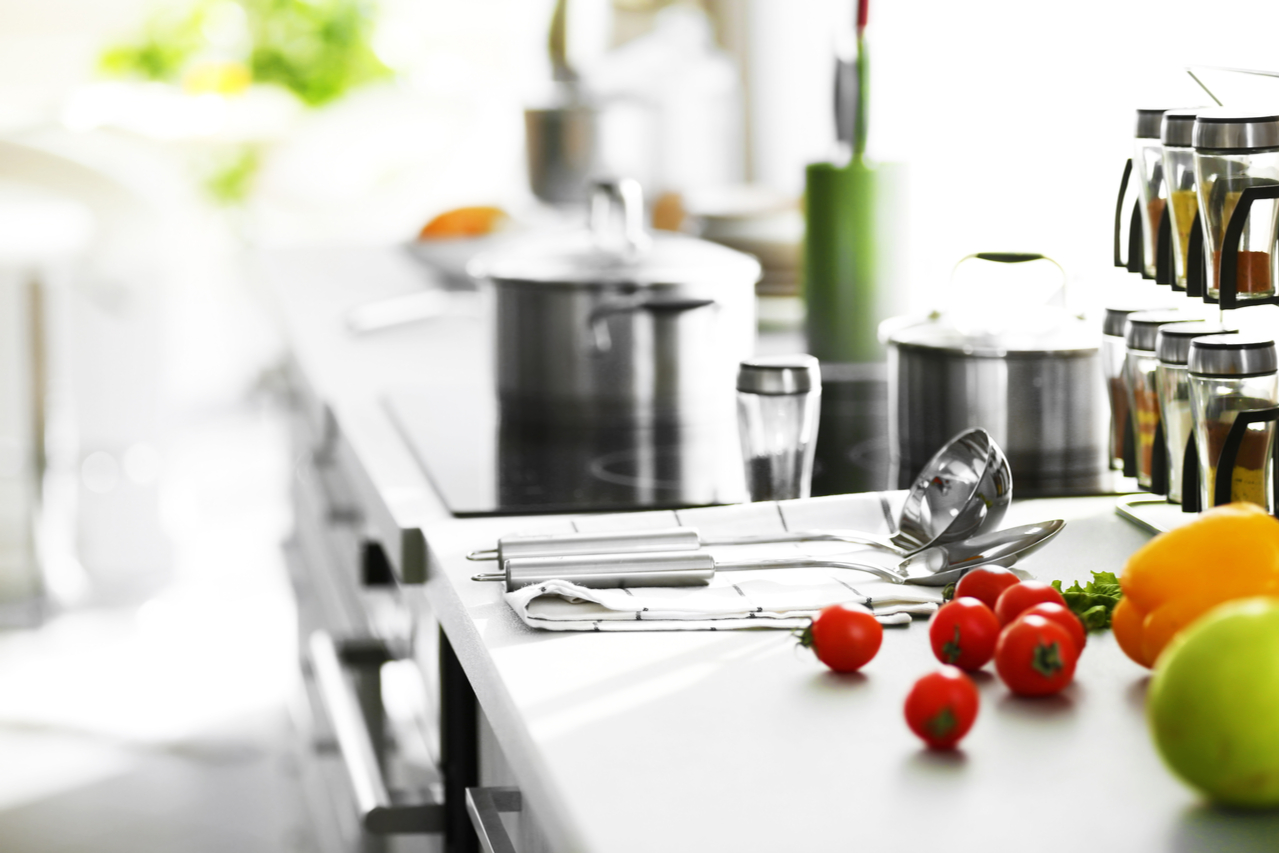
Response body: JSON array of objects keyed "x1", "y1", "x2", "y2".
[{"x1": 799, "y1": 570, "x2": 1088, "y2": 752}]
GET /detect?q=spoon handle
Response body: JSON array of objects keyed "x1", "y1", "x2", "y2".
[
  {"x1": 713, "y1": 557, "x2": 906, "y2": 584},
  {"x1": 700, "y1": 530, "x2": 908, "y2": 556}
]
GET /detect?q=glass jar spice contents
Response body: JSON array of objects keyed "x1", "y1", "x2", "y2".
[
  {"x1": 1192, "y1": 109, "x2": 1278, "y2": 301},
  {"x1": 1189, "y1": 334, "x2": 1278, "y2": 512},
  {"x1": 1160, "y1": 109, "x2": 1209, "y2": 291},
  {"x1": 1125, "y1": 311, "x2": 1200, "y2": 490},
  {"x1": 1154, "y1": 322, "x2": 1232, "y2": 505}
]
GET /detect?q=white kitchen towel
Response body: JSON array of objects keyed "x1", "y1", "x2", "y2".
[
  {"x1": 496, "y1": 490, "x2": 944, "y2": 632},
  {"x1": 505, "y1": 574, "x2": 943, "y2": 632}
]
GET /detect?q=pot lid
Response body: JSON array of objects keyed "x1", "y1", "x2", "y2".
[
  {"x1": 887, "y1": 306, "x2": 1098, "y2": 357},
  {"x1": 468, "y1": 178, "x2": 762, "y2": 287},
  {"x1": 885, "y1": 254, "x2": 1096, "y2": 356}
]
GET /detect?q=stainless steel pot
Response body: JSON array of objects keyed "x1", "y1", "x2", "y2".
[
  {"x1": 469, "y1": 179, "x2": 760, "y2": 427},
  {"x1": 883, "y1": 254, "x2": 1110, "y2": 497}
]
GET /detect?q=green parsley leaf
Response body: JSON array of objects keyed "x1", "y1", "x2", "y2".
[{"x1": 1051, "y1": 571, "x2": 1123, "y2": 632}]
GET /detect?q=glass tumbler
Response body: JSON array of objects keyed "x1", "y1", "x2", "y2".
[
  {"x1": 1125, "y1": 311, "x2": 1198, "y2": 490},
  {"x1": 1189, "y1": 334, "x2": 1278, "y2": 512},
  {"x1": 737, "y1": 355, "x2": 821, "y2": 501},
  {"x1": 1192, "y1": 109, "x2": 1278, "y2": 301},
  {"x1": 1154, "y1": 322, "x2": 1232, "y2": 505}
]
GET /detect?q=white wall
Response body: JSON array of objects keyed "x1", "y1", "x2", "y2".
[{"x1": 744, "y1": 0, "x2": 1279, "y2": 314}]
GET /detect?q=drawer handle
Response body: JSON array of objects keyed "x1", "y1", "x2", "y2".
[
  {"x1": 308, "y1": 631, "x2": 444, "y2": 835},
  {"x1": 466, "y1": 787, "x2": 522, "y2": 853}
]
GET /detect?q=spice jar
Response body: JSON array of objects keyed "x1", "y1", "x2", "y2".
[
  {"x1": 1154, "y1": 321, "x2": 1232, "y2": 506},
  {"x1": 736, "y1": 355, "x2": 822, "y2": 501},
  {"x1": 1160, "y1": 109, "x2": 1208, "y2": 291},
  {"x1": 1125, "y1": 311, "x2": 1199, "y2": 490},
  {"x1": 1103, "y1": 306, "x2": 1143, "y2": 471},
  {"x1": 1192, "y1": 109, "x2": 1279, "y2": 302},
  {"x1": 1134, "y1": 108, "x2": 1172, "y2": 281},
  {"x1": 1189, "y1": 334, "x2": 1278, "y2": 512}
]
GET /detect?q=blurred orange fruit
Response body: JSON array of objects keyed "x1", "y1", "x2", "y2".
[{"x1": 418, "y1": 206, "x2": 507, "y2": 239}]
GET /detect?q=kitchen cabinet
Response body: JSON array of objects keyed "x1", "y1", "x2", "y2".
[{"x1": 266, "y1": 246, "x2": 1277, "y2": 853}]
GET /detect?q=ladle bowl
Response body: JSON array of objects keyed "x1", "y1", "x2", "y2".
[{"x1": 892, "y1": 427, "x2": 1013, "y2": 553}]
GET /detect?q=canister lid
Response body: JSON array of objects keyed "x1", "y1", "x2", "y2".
[
  {"x1": 1124, "y1": 311, "x2": 1198, "y2": 351},
  {"x1": 1103, "y1": 306, "x2": 1146, "y2": 337},
  {"x1": 1154, "y1": 322, "x2": 1233, "y2": 364},
  {"x1": 469, "y1": 178, "x2": 762, "y2": 288},
  {"x1": 1160, "y1": 108, "x2": 1208, "y2": 147},
  {"x1": 1135, "y1": 108, "x2": 1170, "y2": 140},
  {"x1": 1188, "y1": 334, "x2": 1277, "y2": 377},
  {"x1": 1193, "y1": 108, "x2": 1279, "y2": 152},
  {"x1": 737, "y1": 355, "x2": 821, "y2": 395}
]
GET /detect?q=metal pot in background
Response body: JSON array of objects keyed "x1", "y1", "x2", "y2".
[
  {"x1": 884, "y1": 253, "x2": 1110, "y2": 497},
  {"x1": 469, "y1": 178, "x2": 761, "y2": 428}
]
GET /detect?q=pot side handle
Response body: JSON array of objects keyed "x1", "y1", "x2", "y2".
[{"x1": 587, "y1": 297, "x2": 718, "y2": 352}]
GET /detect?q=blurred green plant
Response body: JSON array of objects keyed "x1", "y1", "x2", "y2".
[
  {"x1": 100, "y1": 5, "x2": 211, "y2": 82},
  {"x1": 100, "y1": 0, "x2": 391, "y2": 203},
  {"x1": 245, "y1": 0, "x2": 390, "y2": 107},
  {"x1": 199, "y1": 145, "x2": 261, "y2": 204},
  {"x1": 99, "y1": 0, "x2": 390, "y2": 107}
]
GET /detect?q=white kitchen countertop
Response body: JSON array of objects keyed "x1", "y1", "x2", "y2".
[{"x1": 418, "y1": 496, "x2": 1277, "y2": 853}]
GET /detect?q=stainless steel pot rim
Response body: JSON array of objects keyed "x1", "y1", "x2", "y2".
[
  {"x1": 888, "y1": 340, "x2": 1099, "y2": 358},
  {"x1": 469, "y1": 231, "x2": 762, "y2": 287}
]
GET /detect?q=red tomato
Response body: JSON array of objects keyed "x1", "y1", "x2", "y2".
[
  {"x1": 904, "y1": 666, "x2": 980, "y2": 749},
  {"x1": 800, "y1": 604, "x2": 883, "y2": 672},
  {"x1": 994, "y1": 580, "x2": 1067, "y2": 626},
  {"x1": 994, "y1": 614, "x2": 1078, "y2": 696},
  {"x1": 928, "y1": 597, "x2": 1001, "y2": 671},
  {"x1": 953, "y1": 566, "x2": 1021, "y2": 611},
  {"x1": 1021, "y1": 602, "x2": 1086, "y2": 655}
]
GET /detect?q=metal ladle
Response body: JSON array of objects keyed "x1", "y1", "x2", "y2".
[
  {"x1": 705, "y1": 428, "x2": 1013, "y2": 556},
  {"x1": 471, "y1": 519, "x2": 1062, "y2": 592},
  {"x1": 466, "y1": 428, "x2": 1013, "y2": 562}
]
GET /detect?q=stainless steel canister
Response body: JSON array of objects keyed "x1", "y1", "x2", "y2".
[
  {"x1": 884, "y1": 255, "x2": 1108, "y2": 496},
  {"x1": 469, "y1": 178, "x2": 761, "y2": 427}
]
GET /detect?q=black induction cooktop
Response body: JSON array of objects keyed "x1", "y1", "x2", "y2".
[{"x1": 385, "y1": 388, "x2": 747, "y2": 516}]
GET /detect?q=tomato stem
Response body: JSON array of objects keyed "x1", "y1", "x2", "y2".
[{"x1": 1031, "y1": 640, "x2": 1064, "y2": 677}]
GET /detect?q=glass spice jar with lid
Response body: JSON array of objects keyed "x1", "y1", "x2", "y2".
[
  {"x1": 1124, "y1": 311, "x2": 1201, "y2": 490},
  {"x1": 1103, "y1": 306, "x2": 1145, "y2": 471},
  {"x1": 1154, "y1": 321, "x2": 1232, "y2": 505},
  {"x1": 1189, "y1": 334, "x2": 1278, "y2": 513},
  {"x1": 1134, "y1": 108, "x2": 1172, "y2": 281},
  {"x1": 1160, "y1": 109, "x2": 1209, "y2": 292},
  {"x1": 1192, "y1": 109, "x2": 1278, "y2": 302}
]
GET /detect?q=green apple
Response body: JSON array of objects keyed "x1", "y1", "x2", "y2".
[{"x1": 1147, "y1": 597, "x2": 1278, "y2": 808}]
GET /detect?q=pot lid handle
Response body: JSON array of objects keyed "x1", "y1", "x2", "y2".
[
  {"x1": 590, "y1": 178, "x2": 651, "y2": 260},
  {"x1": 951, "y1": 252, "x2": 1070, "y2": 311}
]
